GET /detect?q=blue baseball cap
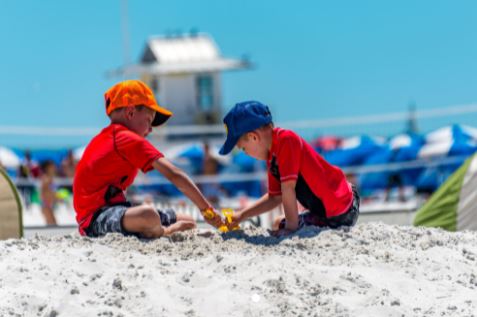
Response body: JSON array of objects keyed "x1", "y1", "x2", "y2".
[{"x1": 219, "y1": 101, "x2": 273, "y2": 155}]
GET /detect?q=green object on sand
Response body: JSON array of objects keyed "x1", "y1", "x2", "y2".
[
  {"x1": 0, "y1": 167, "x2": 23, "y2": 239},
  {"x1": 414, "y1": 153, "x2": 477, "y2": 231}
]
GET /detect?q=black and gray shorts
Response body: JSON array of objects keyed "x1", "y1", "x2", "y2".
[
  {"x1": 85, "y1": 203, "x2": 177, "y2": 238},
  {"x1": 279, "y1": 185, "x2": 360, "y2": 230}
]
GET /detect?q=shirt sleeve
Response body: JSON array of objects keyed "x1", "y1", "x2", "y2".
[
  {"x1": 114, "y1": 129, "x2": 164, "y2": 173},
  {"x1": 268, "y1": 170, "x2": 282, "y2": 196},
  {"x1": 276, "y1": 132, "x2": 302, "y2": 183}
]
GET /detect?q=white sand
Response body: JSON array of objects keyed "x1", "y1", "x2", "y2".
[{"x1": 1, "y1": 222, "x2": 476, "y2": 317}]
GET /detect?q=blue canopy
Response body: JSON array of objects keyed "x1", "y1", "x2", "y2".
[
  {"x1": 359, "y1": 133, "x2": 425, "y2": 190},
  {"x1": 324, "y1": 135, "x2": 384, "y2": 167}
]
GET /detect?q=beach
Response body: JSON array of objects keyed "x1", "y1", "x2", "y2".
[{"x1": 1, "y1": 222, "x2": 476, "y2": 317}]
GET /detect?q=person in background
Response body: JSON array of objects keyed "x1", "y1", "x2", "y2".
[
  {"x1": 17, "y1": 150, "x2": 41, "y2": 208},
  {"x1": 40, "y1": 160, "x2": 58, "y2": 226},
  {"x1": 199, "y1": 141, "x2": 223, "y2": 205},
  {"x1": 61, "y1": 149, "x2": 77, "y2": 179},
  {"x1": 59, "y1": 149, "x2": 77, "y2": 195},
  {"x1": 18, "y1": 150, "x2": 41, "y2": 179}
]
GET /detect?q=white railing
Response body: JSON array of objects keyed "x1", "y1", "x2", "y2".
[{"x1": 2, "y1": 102, "x2": 477, "y2": 137}]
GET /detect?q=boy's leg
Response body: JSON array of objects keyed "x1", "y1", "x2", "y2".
[
  {"x1": 87, "y1": 204, "x2": 195, "y2": 238},
  {"x1": 326, "y1": 186, "x2": 361, "y2": 228},
  {"x1": 124, "y1": 206, "x2": 196, "y2": 238},
  {"x1": 122, "y1": 205, "x2": 166, "y2": 238}
]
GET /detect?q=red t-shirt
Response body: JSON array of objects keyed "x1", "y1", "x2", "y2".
[
  {"x1": 267, "y1": 128, "x2": 353, "y2": 218},
  {"x1": 73, "y1": 124, "x2": 163, "y2": 235}
]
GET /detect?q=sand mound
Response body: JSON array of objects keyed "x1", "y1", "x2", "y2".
[{"x1": 1, "y1": 223, "x2": 476, "y2": 317}]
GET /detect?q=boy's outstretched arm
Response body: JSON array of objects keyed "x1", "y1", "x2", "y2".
[
  {"x1": 280, "y1": 180, "x2": 299, "y2": 231},
  {"x1": 229, "y1": 193, "x2": 282, "y2": 228},
  {"x1": 152, "y1": 158, "x2": 223, "y2": 228}
]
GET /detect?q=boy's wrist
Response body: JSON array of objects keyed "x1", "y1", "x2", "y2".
[
  {"x1": 237, "y1": 210, "x2": 247, "y2": 221},
  {"x1": 200, "y1": 206, "x2": 215, "y2": 214},
  {"x1": 200, "y1": 207, "x2": 216, "y2": 220}
]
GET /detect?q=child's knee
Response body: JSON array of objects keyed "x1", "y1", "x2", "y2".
[
  {"x1": 128, "y1": 206, "x2": 162, "y2": 232},
  {"x1": 138, "y1": 206, "x2": 160, "y2": 222}
]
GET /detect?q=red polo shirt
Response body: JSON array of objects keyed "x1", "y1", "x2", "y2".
[
  {"x1": 267, "y1": 128, "x2": 352, "y2": 218},
  {"x1": 73, "y1": 124, "x2": 163, "y2": 235}
]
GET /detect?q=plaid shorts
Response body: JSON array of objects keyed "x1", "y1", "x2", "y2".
[
  {"x1": 279, "y1": 185, "x2": 360, "y2": 230},
  {"x1": 85, "y1": 203, "x2": 177, "y2": 238}
]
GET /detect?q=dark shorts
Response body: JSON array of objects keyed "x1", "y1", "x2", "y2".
[
  {"x1": 85, "y1": 203, "x2": 177, "y2": 238},
  {"x1": 279, "y1": 185, "x2": 360, "y2": 230}
]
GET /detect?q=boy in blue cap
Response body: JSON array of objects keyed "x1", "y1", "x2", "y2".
[{"x1": 220, "y1": 101, "x2": 360, "y2": 236}]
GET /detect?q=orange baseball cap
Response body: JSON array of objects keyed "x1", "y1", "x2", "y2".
[{"x1": 104, "y1": 80, "x2": 172, "y2": 126}]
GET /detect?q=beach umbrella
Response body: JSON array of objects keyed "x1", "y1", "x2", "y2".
[
  {"x1": 0, "y1": 146, "x2": 21, "y2": 169},
  {"x1": 358, "y1": 133, "x2": 425, "y2": 190},
  {"x1": 410, "y1": 140, "x2": 477, "y2": 193},
  {"x1": 414, "y1": 153, "x2": 477, "y2": 231},
  {"x1": 415, "y1": 125, "x2": 477, "y2": 192},
  {"x1": 357, "y1": 146, "x2": 393, "y2": 190},
  {"x1": 419, "y1": 124, "x2": 477, "y2": 159},
  {"x1": 424, "y1": 124, "x2": 477, "y2": 144},
  {"x1": 418, "y1": 139, "x2": 477, "y2": 159},
  {"x1": 390, "y1": 133, "x2": 426, "y2": 186},
  {"x1": 323, "y1": 135, "x2": 384, "y2": 167},
  {"x1": 164, "y1": 142, "x2": 231, "y2": 166}
]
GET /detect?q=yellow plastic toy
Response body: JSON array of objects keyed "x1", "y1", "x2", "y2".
[
  {"x1": 222, "y1": 208, "x2": 240, "y2": 231},
  {"x1": 202, "y1": 208, "x2": 240, "y2": 233}
]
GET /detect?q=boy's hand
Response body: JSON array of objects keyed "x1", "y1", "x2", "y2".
[
  {"x1": 201, "y1": 208, "x2": 224, "y2": 228},
  {"x1": 164, "y1": 220, "x2": 196, "y2": 235},
  {"x1": 227, "y1": 211, "x2": 243, "y2": 229}
]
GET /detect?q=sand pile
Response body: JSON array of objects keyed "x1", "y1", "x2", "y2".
[{"x1": 0, "y1": 222, "x2": 476, "y2": 317}]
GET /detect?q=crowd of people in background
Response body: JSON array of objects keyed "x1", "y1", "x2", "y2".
[{"x1": 15, "y1": 150, "x2": 77, "y2": 226}]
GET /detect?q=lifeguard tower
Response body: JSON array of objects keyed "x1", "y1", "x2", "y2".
[{"x1": 116, "y1": 32, "x2": 250, "y2": 127}]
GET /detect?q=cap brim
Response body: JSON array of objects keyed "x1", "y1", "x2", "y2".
[
  {"x1": 219, "y1": 133, "x2": 240, "y2": 155},
  {"x1": 150, "y1": 104, "x2": 173, "y2": 126}
]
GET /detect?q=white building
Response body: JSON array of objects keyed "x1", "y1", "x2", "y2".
[{"x1": 115, "y1": 33, "x2": 250, "y2": 126}]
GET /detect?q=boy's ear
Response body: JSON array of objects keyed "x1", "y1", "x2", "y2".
[
  {"x1": 249, "y1": 131, "x2": 259, "y2": 141},
  {"x1": 124, "y1": 106, "x2": 135, "y2": 120}
]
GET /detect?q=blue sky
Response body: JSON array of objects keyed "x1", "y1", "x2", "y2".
[{"x1": 1, "y1": 0, "x2": 477, "y2": 148}]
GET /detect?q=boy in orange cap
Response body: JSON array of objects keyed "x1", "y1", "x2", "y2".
[{"x1": 73, "y1": 80, "x2": 223, "y2": 238}]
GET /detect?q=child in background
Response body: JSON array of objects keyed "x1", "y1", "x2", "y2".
[
  {"x1": 40, "y1": 160, "x2": 58, "y2": 226},
  {"x1": 73, "y1": 80, "x2": 223, "y2": 238},
  {"x1": 219, "y1": 101, "x2": 360, "y2": 236}
]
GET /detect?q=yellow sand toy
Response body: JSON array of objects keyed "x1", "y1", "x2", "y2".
[{"x1": 203, "y1": 208, "x2": 240, "y2": 233}]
